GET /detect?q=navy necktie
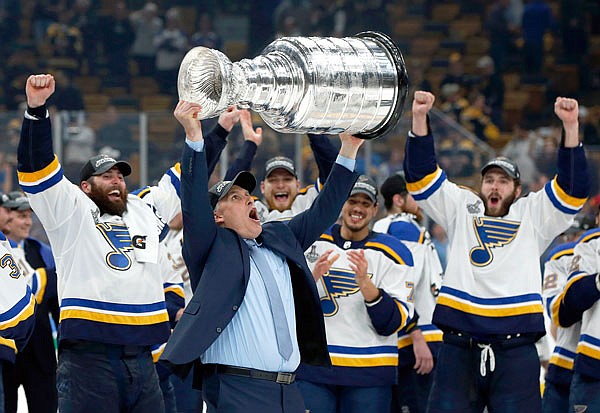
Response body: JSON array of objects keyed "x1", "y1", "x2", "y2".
[{"x1": 247, "y1": 242, "x2": 293, "y2": 360}]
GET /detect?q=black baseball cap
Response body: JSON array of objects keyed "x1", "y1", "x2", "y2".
[
  {"x1": 380, "y1": 172, "x2": 408, "y2": 204},
  {"x1": 481, "y1": 157, "x2": 520, "y2": 180},
  {"x1": 79, "y1": 154, "x2": 132, "y2": 182},
  {"x1": 209, "y1": 171, "x2": 256, "y2": 209},
  {"x1": 264, "y1": 156, "x2": 296, "y2": 178},
  {"x1": 350, "y1": 175, "x2": 378, "y2": 203}
]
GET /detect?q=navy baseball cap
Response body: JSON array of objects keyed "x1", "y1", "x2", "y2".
[
  {"x1": 209, "y1": 171, "x2": 256, "y2": 209},
  {"x1": 350, "y1": 175, "x2": 378, "y2": 203},
  {"x1": 481, "y1": 157, "x2": 520, "y2": 180},
  {"x1": 80, "y1": 154, "x2": 132, "y2": 182},
  {"x1": 265, "y1": 156, "x2": 296, "y2": 178}
]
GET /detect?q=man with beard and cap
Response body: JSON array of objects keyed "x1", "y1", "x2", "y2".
[
  {"x1": 15, "y1": 74, "x2": 216, "y2": 413},
  {"x1": 373, "y1": 172, "x2": 444, "y2": 413},
  {"x1": 160, "y1": 100, "x2": 362, "y2": 413},
  {"x1": 295, "y1": 175, "x2": 415, "y2": 413},
  {"x1": 403, "y1": 91, "x2": 589, "y2": 413}
]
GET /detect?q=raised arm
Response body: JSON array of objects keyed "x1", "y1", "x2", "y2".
[
  {"x1": 287, "y1": 133, "x2": 362, "y2": 250},
  {"x1": 224, "y1": 109, "x2": 262, "y2": 180},
  {"x1": 175, "y1": 101, "x2": 217, "y2": 286},
  {"x1": 307, "y1": 134, "x2": 338, "y2": 185}
]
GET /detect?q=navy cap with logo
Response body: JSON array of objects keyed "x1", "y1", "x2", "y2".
[
  {"x1": 209, "y1": 171, "x2": 257, "y2": 209},
  {"x1": 265, "y1": 156, "x2": 296, "y2": 178},
  {"x1": 380, "y1": 172, "x2": 408, "y2": 204},
  {"x1": 481, "y1": 157, "x2": 520, "y2": 180},
  {"x1": 79, "y1": 154, "x2": 132, "y2": 182},
  {"x1": 350, "y1": 175, "x2": 378, "y2": 203}
]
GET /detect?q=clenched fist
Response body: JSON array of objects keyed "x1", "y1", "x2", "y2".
[{"x1": 26, "y1": 74, "x2": 55, "y2": 108}]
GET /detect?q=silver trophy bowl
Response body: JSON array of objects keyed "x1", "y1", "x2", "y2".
[{"x1": 177, "y1": 31, "x2": 408, "y2": 139}]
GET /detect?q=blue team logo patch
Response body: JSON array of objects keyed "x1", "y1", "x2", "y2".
[
  {"x1": 96, "y1": 223, "x2": 134, "y2": 271},
  {"x1": 469, "y1": 217, "x2": 520, "y2": 267},
  {"x1": 320, "y1": 268, "x2": 372, "y2": 316}
]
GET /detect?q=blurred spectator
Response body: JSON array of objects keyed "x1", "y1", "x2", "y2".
[
  {"x1": 560, "y1": 0, "x2": 590, "y2": 90},
  {"x1": 95, "y1": 105, "x2": 137, "y2": 159},
  {"x1": 48, "y1": 71, "x2": 85, "y2": 111},
  {"x1": 273, "y1": 0, "x2": 311, "y2": 36},
  {"x1": 0, "y1": 0, "x2": 20, "y2": 57},
  {"x1": 378, "y1": 147, "x2": 405, "y2": 183},
  {"x1": 62, "y1": 113, "x2": 96, "y2": 181},
  {"x1": 32, "y1": 0, "x2": 63, "y2": 42},
  {"x1": 154, "y1": 7, "x2": 188, "y2": 94},
  {"x1": 0, "y1": 151, "x2": 15, "y2": 194},
  {"x1": 45, "y1": 8, "x2": 83, "y2": 68},
  {"x1": 130, "y1": 2, "x2": 162, "y2": 77},
  {"x1": 485, "y1": 0, "x2": 516, "y2": 73},
  {"x1": 437, "y1": 131, "x2": 477, "y2": 177},
  {"x1": 440, "y1": 53, "x2": 471, "y2": 89},
  {"x1": 407, "y1": 59, "x2": 432, "y2": 93},
  {"x1": 439, "y1": 83, "x2": 468, "y2": 122},
  {"x1": 460, "y1": 92, "x2": 501, "y2": 143},
  {"x1": 534, "y1": 134, "x2": 559, "y2": 178},
  {"x1": 475, "y1": 56, "x2": 505, "y2": 127},
  {"x1": 501, "y1": 124, "x2": 539, "y2": 187},
  {"x1": 191, "y1": 12, "x2": 223, "y2": 50},
  {"x1": 429, "y1": 223, "x2": 448, "y2": 270},
  {"x1": 69, "y1": 0, "x2": 99, "y2": 75},
  {"x1": 101, "y1": 1, "x2": 134, "y2": 85},
  {"x1": 521, "y1": 0, "x2": 554, "y2": 75},
  {"x1": 580, "y1": 106, "x2": 600, "y2": 145}
]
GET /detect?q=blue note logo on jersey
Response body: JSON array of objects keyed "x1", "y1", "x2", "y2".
[
  {"x1": 470, "y1": 217, "x2": 520, "y2": 267},
  {"x1": 320, "y1": 268, "x2": 372, "y2": 316},
  {"x1": 96, "y1": 223, "x2": 134, "y2": 270}
]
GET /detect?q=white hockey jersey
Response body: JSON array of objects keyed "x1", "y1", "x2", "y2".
[
  {"x1": 0, "y1": 232, "x2": 36, "y2": 363},
  {"x1": 18, "y1": 156, "x2": 180, "y2": 346},
  {"x1": 542, "y1": 241, "x2": 580, "y2": 386},
  {"x1": 298, "y1": 225, "x2": 415, "y2": 386},
  {"x1": 373, "y1": 213, "x2": 444, "y2": 359},
  {"x1": 407, "y1": 167, "x2": 584, "y2": 337}
]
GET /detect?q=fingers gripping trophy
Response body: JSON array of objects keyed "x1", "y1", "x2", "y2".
[{"x1": 177, "y1": 32, "x2": 409, "y2": 139}]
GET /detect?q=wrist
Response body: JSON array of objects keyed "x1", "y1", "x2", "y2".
[{"x1": 339, "y1": 144, "x2": 358, "y2": 160}]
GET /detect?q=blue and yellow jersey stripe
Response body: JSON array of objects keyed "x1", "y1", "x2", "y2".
[
  {"x1": 0, "y1": 336, "x2": 17, "y2": 353},
  {"x1": 398, "y1": 324, "x2": 444, "y2": 349},
  {"x1": 163, "y1": 282, "x2": 184, "y2": 299},
  {"x1": 328, "y1": 344, "x2": 398, "y2": 367},
  {"x1": 165, "y1": 163, "x2": 181, "y2": 197},
  {"x1": 30, "y1": 268, "x2": 48, "y2": 304},
  {"x1": 406, "y1": 167, "x2": 447, "y2": 201},
  {"x1": 438, "y1": 286, "x2": 544, "y2": 318},
  {"x1": 549, "y1": 346, "x2": 576, "y2": 370},
  {"x1": 577, "y1": 334, "x2": 600, "y2": 360},
  {"x1": 0, "y1": 292, "x2": 36, "y2": 331},
  {"x1": 544, "y1": 178, "x2": 587, "y2": 215},
  {"x1": 551, "y1": 271, "x2": 588, "y2": 327},
  {"x1": 151, "y1": 342, "x2": 167, "y2": 363},
  {"x1": 18, "y1": 155, "x2": 63, "y2": 194},
  {"x1": 59, "y1": 298, "x2": 169, "y2": 325}
]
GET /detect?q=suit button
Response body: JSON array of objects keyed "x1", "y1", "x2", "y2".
[
  {"x1": 232, "y1": 305, "x2": 238, "y2": 311},
  {"x1": 216, "y1": 327, "x2": 222, "y2": 333}
]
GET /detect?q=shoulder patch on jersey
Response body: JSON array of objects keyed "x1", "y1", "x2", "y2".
[
  {"x1": 387, "y1": 221, "x2": 424, "y2": 244},
  {"x1": 546, "y1": 241, "x2": 576, "y2": 263},
  {"x1": 576, "y1": 228, "x2": 600, "y2": 245},
  {"x1": 366, "y1": 233, "x2": 414, "y2": 266},
  {"x1": 132, "y1": 186, "x2": 151, "y2": 199}
]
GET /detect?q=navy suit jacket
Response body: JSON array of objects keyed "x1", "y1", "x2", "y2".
[{"x1": 161, "y1": 144, "x2": 359, "y2": 374}]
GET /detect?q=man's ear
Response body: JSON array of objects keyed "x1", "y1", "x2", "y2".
[
  {"x1": 392, "y1": 193, "x2": 404, "y2": 209},
  {"x1": 515, "y1": 184, "x2": 522, "y2": 199},
  {"x1": 81, "y1": 180, "x2": 91, "y2": 194},
  {"x1": 260, "y1": 181, "x2": 266, "y2": 195}
]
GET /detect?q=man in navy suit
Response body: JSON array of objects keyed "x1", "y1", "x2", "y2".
[{"x1": 161, "y1": 101, "x2": 363, "y2": 413}]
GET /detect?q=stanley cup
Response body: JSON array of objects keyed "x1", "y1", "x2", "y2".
[{"x1": 177, "y1": 31, "x2": 408, "y2": 139}]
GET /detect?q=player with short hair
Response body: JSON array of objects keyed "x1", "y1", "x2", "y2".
[
  {"x1": 373, "y1": 172, "x2": 444, "y2": 413},
  {"x1": 296, "y1": 175, "x2": 415, "y2": 413},
  {"x1": 404, "y1": 91, "x2": 589, "y2": 412}
]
